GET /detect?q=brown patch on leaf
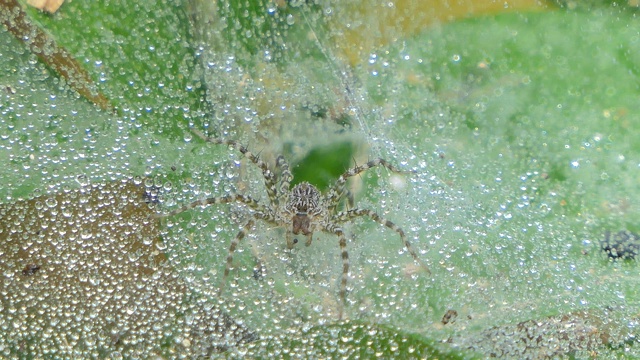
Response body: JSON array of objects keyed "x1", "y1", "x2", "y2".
[
  {"x1": 458, "y1": 309, "x2": 629, "y2": 359},
  {"x1": 0, "y1": 181, "x2": 255, "y2": 357}
]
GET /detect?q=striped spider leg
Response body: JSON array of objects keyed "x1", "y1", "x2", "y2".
[
  {"x1": 155, "y1": 129, "x2": 429, "y2": 319},
  {"x1": 323, "y1": 160, "x2": 431, "y2": 317}
]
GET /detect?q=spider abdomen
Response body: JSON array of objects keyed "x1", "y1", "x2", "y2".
[{"x1": 292, "y1": 213, "x2": 312, "y2": 235}]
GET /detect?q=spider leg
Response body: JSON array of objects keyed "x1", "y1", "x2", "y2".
[
  {"x1": 154, "y1": 193, "x2": 275, "y2": 294},
  {"x1": 191, "y1": 128, "x2": 278, "y2": 204},
  {"x1": 253, "y1": 258, "x2": 267, "y2": 280},
  {"x1": 326, "y1": 226, "x2": 349, "y2": 320},
  {"x1": 335, "y1": 209, "x2": 430, "y2": 274},
  {"x1": 345, "y1": 188, "x2": 355, "y2": 210},
  {"x1": 275, "y1": 155, "x2": 293, "y2": 204},
  {"x1": 219, "y1": 217, "x2": 256, "y2": 296},
  {"x1": 248, "y1": 237, "x2": 267, "y2": 280},
  {"x1": 153, "y1": 194, "x2": 267, "y2": 218},
  {"x1": 326, "y1": 158, "x2": 412, "y2": 212}
]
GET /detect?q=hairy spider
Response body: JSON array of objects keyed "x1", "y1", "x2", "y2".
[{"x1": 156, "y1": 129, "x2": 430, "y2": 319}]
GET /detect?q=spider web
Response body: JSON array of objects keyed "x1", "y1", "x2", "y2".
[
  {"x1": 167, "y1": 0, "x2": 437, "y2": 333},
  {"x1": 185, "y1": 2, "x2": 640, "y2": 358},
  {"x1": 2, "y1": 1, "x2": 639, "y2": 358}
]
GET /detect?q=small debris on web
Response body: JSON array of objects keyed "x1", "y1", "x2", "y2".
[
  {"x1": 441, "y1": 309, "x2": 458, "y2": 325},
  {"x1": 601, "y1": 230, "x2": 640, "y2": 260}
]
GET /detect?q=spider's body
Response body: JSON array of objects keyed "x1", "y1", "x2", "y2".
[
  {"x1": 157, "y1": 129, "x2": 430, "y2": 318},
  {"x1": 284, "y1": 182, "x2": 327, "y2": 246}
]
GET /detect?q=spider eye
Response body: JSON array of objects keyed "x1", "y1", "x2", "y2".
[{"x1": 293, "y1": 238, "x2": 299, "y2": 244}]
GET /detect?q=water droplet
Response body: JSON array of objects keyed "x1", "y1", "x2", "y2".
[
  {"x1": 45, "y1": 197, "x2": 57, "y2": 208},
  {"x1": 286, "y1": 14, "x2": 295, "y2": 26}
]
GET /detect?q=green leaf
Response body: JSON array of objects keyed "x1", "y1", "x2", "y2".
[
  {"x1": 289, "y1": 141, "x2": 355, "y2": 190},
  {"x1": 4, "y1": 0, "x2": 640, "y2": 358},
  {"x1": 355, "y1": 6, "x2": 640, "y2": 356},
  {"x1": 247, "y1": 321, "x2": 474, "y2": 359},
  {"x1": 24, "y1": 0, "x2": 206, "y2": 135}
]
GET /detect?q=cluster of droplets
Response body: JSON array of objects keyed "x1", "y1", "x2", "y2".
[
  {"x1": 0, "y1": 181, "x2": 255, "y2": 357},
  {"x1": 456, "y1": 309, "x2": 627, "y2": 359}
]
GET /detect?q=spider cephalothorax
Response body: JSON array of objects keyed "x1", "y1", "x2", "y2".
[
  {"x1": 157, "y1": 128, "x2": 430, "y2": 319},
  {"x1": 286, "y1": 182, "x2": 322, "y2": 217},
  {"x1": 284, "y1": 182, "x2": 325, "y2": 247}
]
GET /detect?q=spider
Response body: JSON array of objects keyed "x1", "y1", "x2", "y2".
[{"x1": 156, "y1": 128, "x2": 430, "y2": 319}]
